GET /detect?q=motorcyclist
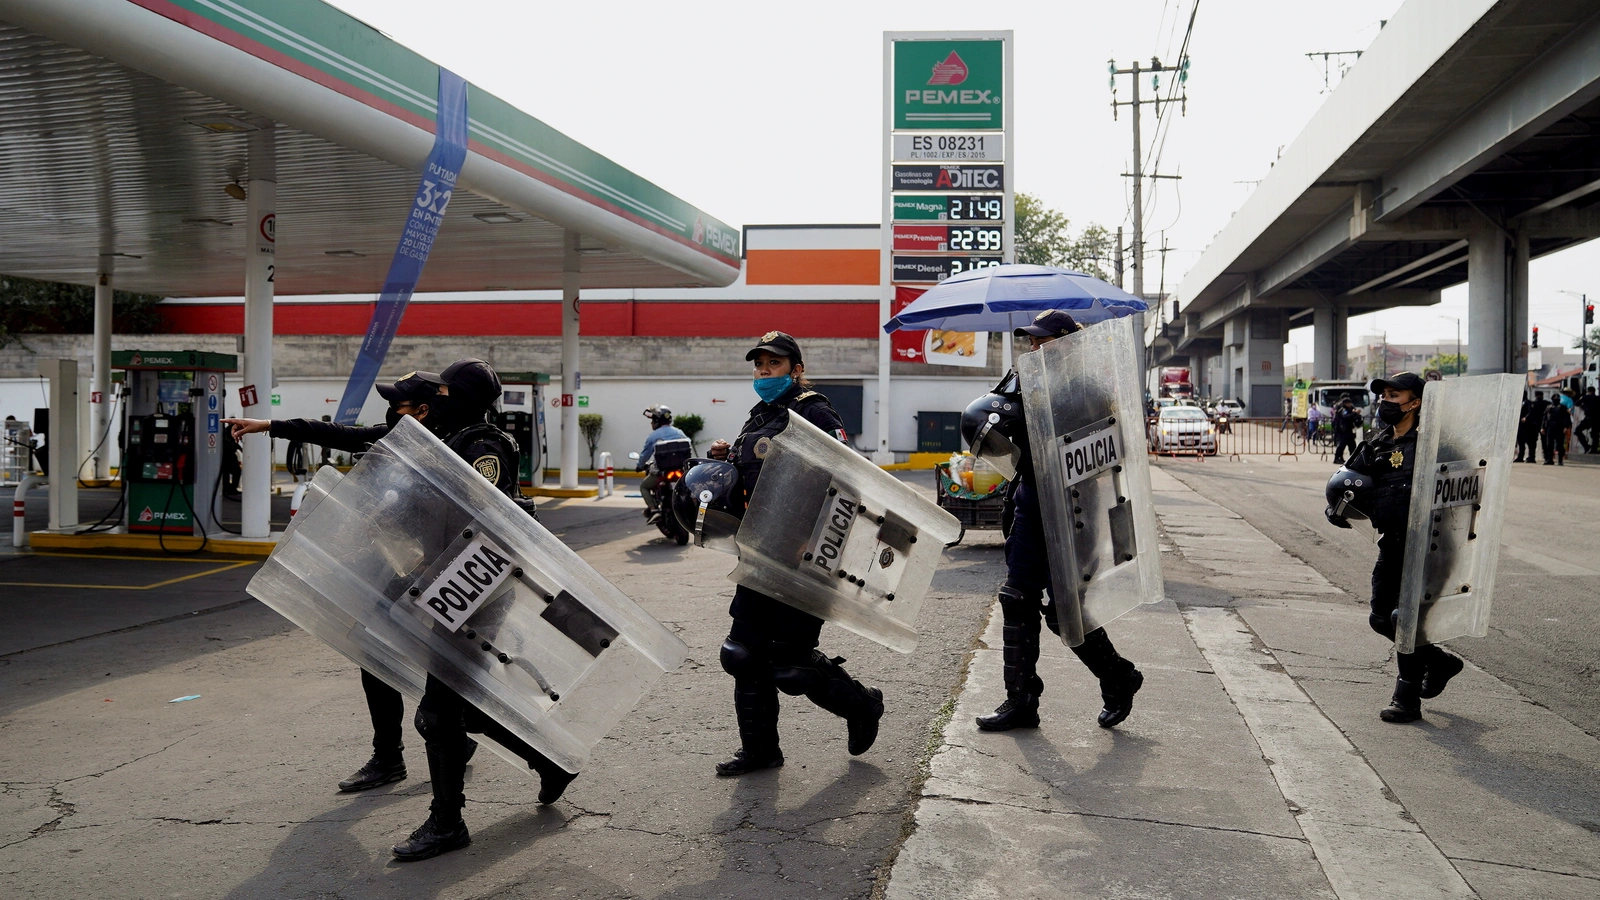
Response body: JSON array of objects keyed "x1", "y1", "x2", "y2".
[{"x1": 639, "y1": 405, "x2": 687, "y2": 525}]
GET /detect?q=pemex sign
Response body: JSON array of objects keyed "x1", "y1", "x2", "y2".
[{"x1": 894, "y1": 40, "x2": 1004, "y2": 130}]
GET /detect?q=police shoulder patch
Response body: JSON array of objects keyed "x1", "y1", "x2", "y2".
[
  {"x1": 473, "y1": 454, "x2": 502, "y2": 483},
  {"x1": 753, "y1": 436, "x2": 772, "y2": 459}
]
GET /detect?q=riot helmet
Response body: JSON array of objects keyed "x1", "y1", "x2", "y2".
[
  {"x1": 672, "y1": 459, "x2": 743, "y2": 553},
  {"x1": 1324, "y1": 466, "x2": 1374, "y2": 523},
  {"x1": 961, "y1": 392, "x2": 1025, "y2": 481}
]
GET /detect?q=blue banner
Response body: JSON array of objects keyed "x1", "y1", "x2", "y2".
[{"x1": 334, "y1": 68, "x2": 470, "y2": 424}]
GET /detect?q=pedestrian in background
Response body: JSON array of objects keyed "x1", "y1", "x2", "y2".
[
  {"x1": 1542, "y1": 399, "x2": 1572, "y2": 466},
  {"x1": 1332, "y1": 394, "x2": 1361, "y2": 464},
  {"x1": 1516, "y1": 391, "x2": 1548, "y2": 463},
  {"x1": 1576, "y1": 386, "x2": 1600, "y2": 453}
]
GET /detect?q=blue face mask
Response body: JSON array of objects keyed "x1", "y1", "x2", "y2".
[{"x1": 753, "y1": 374, "x2": 792, "y2": 404}]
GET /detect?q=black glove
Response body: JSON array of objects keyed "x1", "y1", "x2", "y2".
[{"x1": 1325, "y1": 507, "x2": 1351, "y2": 529}]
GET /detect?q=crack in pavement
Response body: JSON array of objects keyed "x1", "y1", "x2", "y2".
[
  {"x1": 1447, "y1": 856, "x2": 1600, "y2": 882},
  {"x1": 919, "y1": 792, "x2": 1312, "y2": 843}
]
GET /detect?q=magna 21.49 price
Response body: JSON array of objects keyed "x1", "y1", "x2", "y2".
[{"x1": 948, "y1": 196, "x2": 1003, "y2": 221}]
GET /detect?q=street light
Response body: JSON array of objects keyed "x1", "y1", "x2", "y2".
[{"x1": 1437, "y1": 315, "x2": 1462, "y2": 376}]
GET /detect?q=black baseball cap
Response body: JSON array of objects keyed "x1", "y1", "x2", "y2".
[
  {"x1": 1015, "y1": 309, "x2": 1084, "y2": 338},
  {"x1": 746, "y1": 330, "x2": 803, "y2": 364},
  {"x1": 377, "y1": 371, "x2": 443, "y2": 404},
  {"x1": 1369, "y1": 372, "x2": 1427, "y2": 396},
  {"x1": 438, "y1": 358, "x2": 503, "y2": 411}
]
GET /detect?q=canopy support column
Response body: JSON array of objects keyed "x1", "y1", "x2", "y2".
[
  {"x1": 91, "y1": 269, "x2": 113, "y2": 481},
  {"x1": 241, "y1": 127, "x2": 276, "y2": 539},
  {"x1": 560, "y1": 231, "x2": 581, "y2": 490}
]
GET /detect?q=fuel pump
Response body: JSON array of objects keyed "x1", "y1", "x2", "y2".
[
  {"x1": 496, "y1": 371, "x2": 550, "y2": 487},
  {"x1": 112, "y1": 350, "x2": 236, "y2": 536}
]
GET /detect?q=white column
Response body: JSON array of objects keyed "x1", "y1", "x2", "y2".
[
  {"x1": 38, "y1": 358, "x2": 79, "y2": 530},
  {"x1": 1467, "y1": 218, "x2": 1508, "y2": 375},
  {"x1": 1509, "y1": 229, "x2": 1530, "y2": 376},
  {"x1": 560, "y1": 230, "x2": 581, "y2": 490},
  {"x1": 241, "y1": 128, "x2": 276, "y2": 538},
  {"x1": 91, "y1": 270, "x2": 113, "y2": 480}
]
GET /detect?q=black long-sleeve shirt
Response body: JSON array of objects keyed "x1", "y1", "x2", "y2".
[{"x1": 268, "y1": 418, "x2": 387, "y2": 455}]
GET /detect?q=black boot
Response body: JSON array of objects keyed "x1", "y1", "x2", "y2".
[
  {"x1": 1379, "y1": 678, "x2": 1422, "y2": 723},
  {"x1": 717, "y1": 678, "x2": 784, "y2": 776},
  {"x1": 977, "y1": 588, "x2": 1045, "y2": 732},
  {"x1": 1418, "y1": 646, "x2": 1464, "y2": 699},
  {"x1": 392, "y1": 811, "x2": 471, "y2": 861},
  {"x1": 1072, "y1": 628, "x2": 1143, "y2": 728},
  {"x1": 775, "y1": 651, "x2": 886, "y2": 756},
  {"x1": 337, "y1": 753, "x2": 406, "y2": 792},
  {"x1": 522, "y1": 748, "x2": 579, "y2": 804}
]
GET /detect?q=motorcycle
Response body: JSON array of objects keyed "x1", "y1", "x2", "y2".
[
  {"x1": 1214, "y1": 411, "x2": 1232, "y2": 434},
  {"x1": 629, "y1": 437, "x2": 692, "y2": 545}
]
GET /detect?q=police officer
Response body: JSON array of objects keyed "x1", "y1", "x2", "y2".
[
  {"x1": 703, "y1": 331, "x2": 884, "y2": 776},
  {"x1": 639, "y1": 405, "x2": 687, "y2": 525},
  {"x1": 1542, "y1": 397, "x2": 1573, "y2": 465},
  {"x1": 1326, "y1": 371, "x2": 1464, "y2": 723},
  {"x1": 966, "y1": 310, "x2": 1144, "y2": 733},
  {"x1": 1331, "y1": 394, "x2": 1361, "y2": 465},
  {"x1": 229, "y1": 359, "x2": 569, "y2": 860}
]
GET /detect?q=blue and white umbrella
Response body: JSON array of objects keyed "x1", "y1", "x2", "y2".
[{"x1": 883, "y1": 264, "x2": 1147, "y2": 333}]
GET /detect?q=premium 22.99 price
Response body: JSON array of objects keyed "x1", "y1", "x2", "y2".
[{"x1": 947, "y1": 226, "x2": 1002, "y2": 253}]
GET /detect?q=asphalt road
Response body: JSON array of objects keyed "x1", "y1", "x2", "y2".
[{"x1": 1154, "y1": 451, "x2": 1600, "y2": 739}]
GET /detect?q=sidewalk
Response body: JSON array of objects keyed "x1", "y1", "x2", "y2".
[{"x1": 883, "y1": 467, "x2": 1600, "y2": 900}]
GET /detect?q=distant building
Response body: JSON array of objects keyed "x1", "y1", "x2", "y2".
[{"x1": 1346, "y1": 336, "x2": 1462, "y2": 379}]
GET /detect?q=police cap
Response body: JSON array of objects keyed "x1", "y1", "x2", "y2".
[
  {"x1": 746, "y1": 330, "x2": 803, "y2": 364},
  {"x1": 377, "y1": 371, "x2": 443, "y2": 404},
  {"x1": 1014, "y1": 309, "x2": 1084, "y2": 339},
  {"x1": 1368, "y1": 371, "x2": 1426, "y2": 397}
]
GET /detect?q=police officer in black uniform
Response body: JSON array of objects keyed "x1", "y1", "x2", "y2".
[
  {"x1": 228, "y1": 359, "x2": 568, "y2": 860},
  {"x1": 1331, "y1": 394, "x2": 1361, "y2": 465},
  {"x1": 703, "y1": 331, "x2": 885, "y2": 776},
  {"x1": 963, "y1": 310, "x2": 1144, "y2": 733},
  {"x1": 1325, "y1": 371, "x2": 1464, "y2": 723}
]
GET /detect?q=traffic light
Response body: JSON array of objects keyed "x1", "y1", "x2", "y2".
[
  {"x1": 1532, "y1": 326, "x2": 1539, "y2": 348},
  {"x1": 1587, "y1": 304, "x2": 1595, "y2": 325}
]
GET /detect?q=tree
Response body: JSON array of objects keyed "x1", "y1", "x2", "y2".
[
  {"x1": 1012, "y1": 193, "x2": 1113, "y2": 280},
  {"x1": 1574, "y1": 326, "x2": 1600, "y2": 357},
  {"x1": 578, "y1": 414, "x2": 604, "y2": 469},
  {"x1": 0, "y1": 275, "x2": 168, "y2": 349},
  {"x1": 1425, "y1": 353, "x2": 1468, "y2": 376},
  {"x1": 673, "y1": 413, "x2": 704, "y2": 452}
]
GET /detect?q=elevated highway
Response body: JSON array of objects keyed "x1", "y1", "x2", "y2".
[{"x1": 1156, "y1": 0, "x2": 1600, "y2": 413}]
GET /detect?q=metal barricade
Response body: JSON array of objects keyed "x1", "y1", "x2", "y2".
[{"x1": 1210, "y1": 418, "x2": 1311, "y2": 460}]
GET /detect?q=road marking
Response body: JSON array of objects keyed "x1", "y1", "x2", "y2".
[
  {"x1": 1500, "y1": 543, "x2": 1597, "y2": 577},
  {"x1": 1185, "y1": 606, "x2": 1477, "y2": 900},
  {"x1": 0, "y1": 560, "x2": 255, "y2": 591}
]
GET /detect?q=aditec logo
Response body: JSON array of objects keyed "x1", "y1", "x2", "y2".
[{"x1": 927, "y1": 52, "x2": 968, "y2": 86}]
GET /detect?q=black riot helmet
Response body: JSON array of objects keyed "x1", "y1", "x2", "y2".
[
  {"x1": 961, "y1": 392, "x2": 1025, "y2": 481},
  {"x1": 672, "y1": 459, "x2": 743, "y2": 552},
  {"x1": 1324, "y1": 466, "x2": 1375, "y2": 523}
]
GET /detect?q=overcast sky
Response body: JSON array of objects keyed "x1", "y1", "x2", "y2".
[{"x1": 331, "y1": 0, "x2": 1600, "y2": 363}]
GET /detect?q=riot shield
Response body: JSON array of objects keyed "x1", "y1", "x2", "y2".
[
  {"x1": 1016, "y1": 314, "x2": 1164, "y2": 647},
  {"x1": 729, "y1": 411, "x2": 963, "y2": 653},
  {"x1": 247, "y1": 416, "x2": 688, "y2": 774},
  {"x1": 1395, "y1": 374, "x2": 1521, "y2": 654}
]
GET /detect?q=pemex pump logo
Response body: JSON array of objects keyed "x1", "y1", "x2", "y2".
[{"x1": 927, "y1": 52, "x2": 968, "y2": 86}]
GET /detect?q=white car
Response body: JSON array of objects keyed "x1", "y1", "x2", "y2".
[{"x1": 1149, "y1": 406, "x2": 1218, "y2": 455}]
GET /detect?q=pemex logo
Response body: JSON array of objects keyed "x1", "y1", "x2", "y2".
[
  {"x1": 692, "y1": 215, "x2": 705, "y2": 244},
  {"x1": 927, "y1": 52, "x2": 969, "y2": 86},
  {"x1": 138, "y1": 506, "x2": 154, "y2": 523}
]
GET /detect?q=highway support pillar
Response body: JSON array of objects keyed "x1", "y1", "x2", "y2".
[
  {"x1": 560, "y1": 230, "x2": 580, "y2": 491},
  {"x1": 91, "y1": 270, "x2": 113, "y2": 481},
  {"x1": 1225, "y1": 309, "x2": 1284, "y2": 417},
  {"x1": 241, "y1": 127, "x2": 276, "y2": 539},
  {"x1": 1467, "y1": 218, "x2": 1508, "y2": 375},
  {"x1": 1312, "y1": 304, "x2": 1349, "y2": 380},
  {"x1": 1510, "y1": 229, "x2": 1530, "y2": 377}
]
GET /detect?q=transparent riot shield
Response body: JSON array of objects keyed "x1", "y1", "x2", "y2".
[
  {"x1": 247, "y1": 416, "x2": 688, "y2": 774},
  {"x1": 1016, "y1": 314, "x2": 1165, "y2": 647},
  {"x1": 730, "y1": 411, "x2": 963, "y2": 653},
  {"x1": 1395, "y1": 374, "x2": 1521, "y2": 654}
]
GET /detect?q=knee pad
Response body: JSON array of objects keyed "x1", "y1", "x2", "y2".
[
  {"x1": 772, "y1": 650, "x2": 832, "y2": 696},
  {"x1": 999, "y1": 584, "x2": 1041, "y2": 614},
  {"x1": 1368, "y1": 611, "x2": 1397, "y2": 640},
  {"x1": 720, "y1": 639, "x2": 765, "y2": 680},
  {"x1": 413, "y1": 705, "x2": 445, "y2": 741}
]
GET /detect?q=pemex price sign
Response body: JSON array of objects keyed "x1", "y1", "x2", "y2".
[{"x1": 883, "y1": 32, "x2": 1012, "y2": 370}]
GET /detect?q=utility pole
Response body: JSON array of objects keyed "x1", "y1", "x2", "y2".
[
  {"x1": 1114, "y1": 226, "x2": 1125, "y2": 290},
  {"x1": 1110, "y1": 55, "x2": 1188, "y2": 301},
  {"x1": 1305, "y1": 50, "x2": 1363, "y2": 93}
]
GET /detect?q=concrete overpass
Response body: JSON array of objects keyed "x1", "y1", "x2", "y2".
[
  {"x1": 1155, "y1": 0, "x2": 1600, "y2": 414},
  {"x1": 0, "y1": 0, "x2": 739, "y2": 537}
]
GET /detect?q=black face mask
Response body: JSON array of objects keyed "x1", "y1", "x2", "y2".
[
  {"x1": 385, "y1": 406, "x2": 403, "y2": 429},
  {"x1": 1377, "y1": 400, "x2": 1409, "y2": 426}
]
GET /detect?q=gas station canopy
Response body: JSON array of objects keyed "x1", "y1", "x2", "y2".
[{"x1": 0, "y1": 0, "x2": 742, "y2": 295}]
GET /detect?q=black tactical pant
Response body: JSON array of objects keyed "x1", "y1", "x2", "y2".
[
  {"x1": 1001, "y1": 481, "x2": 1135, "y2": 696},
  {"x1": 360, "y1": 669, "x2": 405, "y2": 761},
  {"x1": 721, "y1": 587, "x2": 875, "y2": 757},
  {"x1": 414, "y1": 675, "x2": 567, "y2": 822},
  {"x1": 1332, "y1": 431, "x2": 1357, "y2": 464},
  {"x1": 1541, "y1": 429, "x2": 1567, "y2": 464},
  {"x1": 1369, "y1": 530, "x2": 1448, "y2": 682},
  {"x1": 1516, "y1": 427, "x2": 1539, "y2": 461}
]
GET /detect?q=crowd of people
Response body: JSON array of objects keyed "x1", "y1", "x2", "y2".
[{"x1": 1516, "y1": 385, "x2": 1598, "y2": 465}]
